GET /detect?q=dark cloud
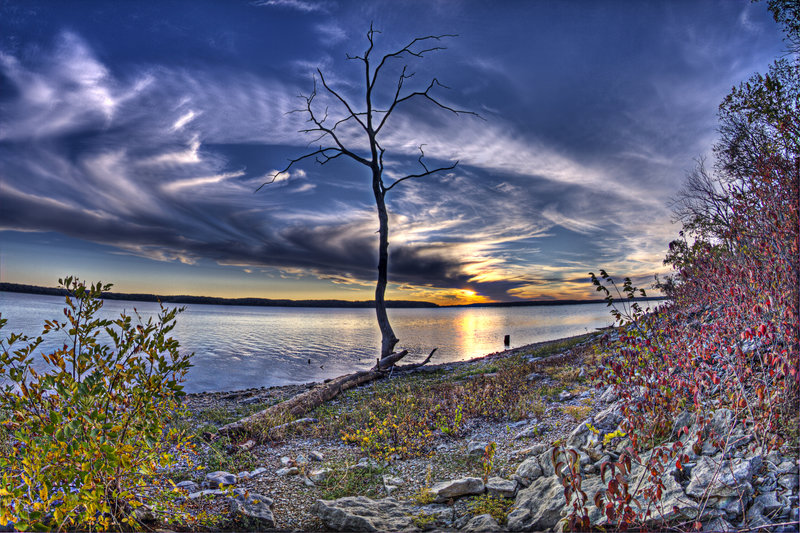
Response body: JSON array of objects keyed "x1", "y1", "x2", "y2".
[{"x1": 0, "y1": 2, "x2": 786, "y2": 301}]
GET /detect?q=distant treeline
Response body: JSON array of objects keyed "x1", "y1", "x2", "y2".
[
  {"x1": 0, "y1": 283, "x2": 437, "y2": 309},
  {"x1": 0, "y1": 282, "x2": 665, "y2": 309},
  {"x1": 458, "y1": 296, "x2": 666, "y2": 308}
]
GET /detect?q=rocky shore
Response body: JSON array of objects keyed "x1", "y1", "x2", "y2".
[{"x1": 157, "y1": 334, "x2": 799, "y2": 532}]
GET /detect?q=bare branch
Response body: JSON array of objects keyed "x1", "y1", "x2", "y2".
[
  {"x1": 316, "y1": 69, "x2": 368, "y2": 134},
  {"x1": 255, "y1": 147, "x2": 342, "y2": 191},
  {"x1": 370, "y1": 33, "x2": 458, "y2": 92},
  {"x1": 375, "y1": 77, "x2": 482, "y2": 135},
  {"x1": 383, "y1": 145, "x2": 458, "y2": 193}
]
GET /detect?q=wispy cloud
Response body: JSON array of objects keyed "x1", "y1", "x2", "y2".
[{"x1": 252, "y1": 0, "x2": 330, "y2": 13}]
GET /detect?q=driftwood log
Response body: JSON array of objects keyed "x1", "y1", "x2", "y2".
[{"x1": 217, "y1": 349, "x2": 436, "y2": 437}]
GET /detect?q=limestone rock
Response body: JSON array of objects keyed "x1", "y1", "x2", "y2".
[
  {"x1": 430, "y1": 477, "x2": 485, "y2": 503},
  {"x1": 703, "y1": 516, "x2": 734, "y2": 532},
  {"x1": 204, "y1": 471, "x2": 237, "y2": 488},
  {"x1": 276, "y1": 466, "x2": 299, "y2": 477},
  {"x1": 462, "y1": 513, "x2": 501, "y2": 532},
  {"x1": 309, "y1": 468, "x2": 331, "y2": 483},
  {"x1": 311, "y1": 496, "x2": 414, "y2": 531},
  {"x1": 237, "y1": 439, "x2": 256, "y2": 452},
  {"x1": 598, "y1": 385, "x2": 618, "y2": 403},
  {"x1": 507, "y1": 475, "x2": 565, "y2": 531},
  {"x1": 592, "y1": 404, "x2": 624, "y2": 434},
  {"x1": 486, "y1": 476, "x2": 518, "y2": 498},
  {"x1": 514, "y1": 457, "x2": 543, "y2": 487},
  {"x1": 131, "y1": 504, "x2": 156, "y2": 523},
  {"x1": 249, "y1": 466, "x2": 268, "y2": 478},
  {"x1": 188, "y1": 489, "x2": 229, "y2": 499},
  {"x1": 513, "y1": 424, "x2": 543, "y2": 440},
  {"x1": 565, "y1": 420, "x2": 599, "y2": 450},
  {"x1": 175, "y1": 480, "x2": 199, "y2": 493},
  {"x1": 229, "y1": 492, "x2": 275, "y2": 529},
  {"x1": 778, "y1": 473, "x2": 799, "y2": 490},
  {"x1": 309, "y1": 450, "x2": 324, "y2": 462},
  {"x1": 686, "y1": 455, "x2": 761, "y2": 500},
  {"x1": 467, "y1": 441, "x2": 489, "y2": 456},
  {"x1": 752, "y1": 491, "x2": 783, "y2": 515}
]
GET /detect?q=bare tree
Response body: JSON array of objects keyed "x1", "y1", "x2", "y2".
[
  {"x1": 261, "y1": 25, "x2": 477, "y2": 364},
  {"x1": 668, "y1": 158, "x2": 735, "y2": 243}
]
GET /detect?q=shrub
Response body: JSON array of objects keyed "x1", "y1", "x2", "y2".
[
  {"x1": 0, "y1": 277, "x2": 193, "y2": 531},
  {"x1": 467, "y1": 494, "x2": 513, "y2": 525}
]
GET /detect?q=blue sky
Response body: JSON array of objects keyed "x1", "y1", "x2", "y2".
[{"x1": 0, "y1": 0, "x2": 788, "y2": 304}]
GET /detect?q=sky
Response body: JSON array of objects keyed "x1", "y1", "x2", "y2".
[{"x1": 0, "y1": 0, "x2": 789, "y2": 305}]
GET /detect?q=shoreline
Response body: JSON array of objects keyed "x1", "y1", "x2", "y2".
[{"x1": 185, "y1": 331, "x2": 600, "y2": 399}]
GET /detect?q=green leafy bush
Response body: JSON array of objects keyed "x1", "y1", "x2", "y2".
[{"x1": 0, "y1": 277, "x2": 193, "y2": 531}]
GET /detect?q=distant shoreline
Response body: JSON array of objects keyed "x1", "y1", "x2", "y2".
[{"x1": 0, "y1": 282, "x2": 665, "y2": 309}]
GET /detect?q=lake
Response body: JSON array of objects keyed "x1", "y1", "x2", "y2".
[{"x1": 0, "y1": 291, "x2": 614, "y2": 393}]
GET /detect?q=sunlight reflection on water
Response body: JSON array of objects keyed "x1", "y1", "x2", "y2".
[{"x1": 1, "y1": 291, "x2": 612, "y2": 393}]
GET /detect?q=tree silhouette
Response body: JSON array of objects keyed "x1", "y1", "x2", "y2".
[{"x1": 261, "y1": 25, "x2": 477, "y2": 364}]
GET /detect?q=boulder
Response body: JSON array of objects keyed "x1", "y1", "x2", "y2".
[
  {"x1": 686, "y1": 455, "x2": 761, "y2": 500},
  {"x1": 565, "y1": 421, "x2": 599, "y2": 450},
  {"x1": 229, "y1": 492, "x2": 275, "y2": 529},
  {"x1": 507, "y1": 475, "x2": 565, "y2": 531},
  {"x1": 592, "y1": 404, "x2": 624, "y2": 434},
  {"x1": 514, "y1": 457, "x2": 543, "y2": 487},
  {"x1": 486, "y1": 476, "x2": 518, "y2": 498},
  {"x1": 311, "y1": 496, "x2": 414, "y2": 531},
  {"x1": 430, "y1": 477, "x2": 485, "y2": 503},
  {"x1": 462, "y1": 513, "x2": 501, "y2": 532}
]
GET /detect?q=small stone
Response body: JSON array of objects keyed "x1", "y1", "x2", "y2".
[
  {"x1": 280, "y1": 456, "x2": 293, "y2": 466},
  {"x1": 175, "y1": 480, "x2": 199, "y2": 493},
  {"x1": 249, "y1": 467, "x2": 268, "y2": 478},
  {"x1": 303, "y1": 476, "x2": 316, "y2": 487},
  {"x1": 276, "y1": 466, "x2": 299, "y2": 477},
  {"x1": 309, "y1": 450, "x2": 324, "y2": 462},
  {"x1": 237, "y1": 470, "x2": 252, "y2": 480},
  {"x1": 308, "y1": 468, "x2": 330, "y2": 483},
  {"x1": 131, "y1": 504, "x2": 156, "y2": 523},
  {"x1": 558, "y1": 390, "x2": 575, "y2": 401},
  {"x1": 237, "y1": 439, "x2": 256, "y2": 452},
  {"x1": 467, "y1": 441, "x2": 489, "y2": 456}
]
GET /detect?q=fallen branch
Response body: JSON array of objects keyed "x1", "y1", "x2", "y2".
[{"x1": 217, "y1": 348, "x2": 436, "y2": 437}]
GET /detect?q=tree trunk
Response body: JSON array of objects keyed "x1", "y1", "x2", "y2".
[{"x1": 373, "y1": 167, "x2": 399, "y2": 360}]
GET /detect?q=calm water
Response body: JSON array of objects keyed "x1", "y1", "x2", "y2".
[{"x1": 0, "y1": 291, "x2": 613, "y2": 393}]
